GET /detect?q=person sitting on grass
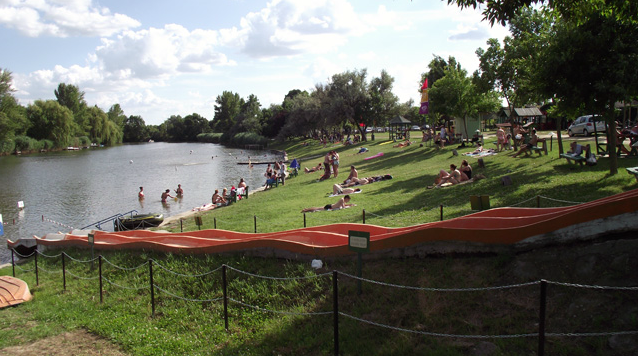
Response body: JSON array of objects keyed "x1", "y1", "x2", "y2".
[
  {"x1": 212, "y1": 189, "x2": 226, "y2": 205},
  {"x1": 343, "y1": 165, "x2": 358, "y2": 184},
  {"x1": 429, "y1": 164, "x2": 461, "y2": 188},
  {"x1": 512, "y1": 128, "x2": 539, "y2": 158},
  {"x1": 301, "y1": 195, "x2": 355, "y2": 213},
  {"x1": 460, "y1": 160, "x2": 472, "y2": 181},
  {"x1": 332, "y1": 183, "x2": 361, "y2": 196}
]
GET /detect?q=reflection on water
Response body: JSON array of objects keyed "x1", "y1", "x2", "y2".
[{"x1": 0, "y1": 142, "x2": 283, "y2": 264}]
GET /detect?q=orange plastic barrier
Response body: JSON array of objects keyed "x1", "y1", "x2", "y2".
[{"x1": 14, "y1": 189, "x2": 638, "y2": 257}]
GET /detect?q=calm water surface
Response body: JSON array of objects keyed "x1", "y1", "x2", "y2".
[{"x1": 0, "y1": 142, "x2": 281, "y2": 264}]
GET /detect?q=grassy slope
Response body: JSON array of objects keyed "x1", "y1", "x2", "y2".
[{"x1": 1, "y1": 131, "x2": 637, "y2": 356}]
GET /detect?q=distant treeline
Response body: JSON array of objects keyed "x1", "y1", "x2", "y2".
[{"x1": 1, "y1": 67, "x2": 424, "y2": 155}]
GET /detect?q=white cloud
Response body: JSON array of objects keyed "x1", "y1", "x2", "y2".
[
  {"x1": 231, "y1": 0, "x2": 371, "y2": 58},
  {"x1": 95, "y1": 24, "x2": 234, "y2": 80},
  {"x1": 0, "y1": 0, "x2": 140, "y2": 37}
]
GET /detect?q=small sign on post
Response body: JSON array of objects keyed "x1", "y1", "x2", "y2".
[
  {"x1": 194, "y1": 216, "x2": 203, "y2": 230},
  {"x1": 348, "y1": 230, "x2": 370, "y2": 253},
  {"x1": 348, "y1": 230, "x2": 370, "y2": 295}
]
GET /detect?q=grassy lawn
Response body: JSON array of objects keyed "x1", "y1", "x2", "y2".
[{"x1": 1, "y1": 132, "x2": 637, "y2": 355}]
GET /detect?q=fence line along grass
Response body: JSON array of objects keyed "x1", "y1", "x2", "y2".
[{"x1": 3, "y1": 245, "x2": 637, "y2": 356}]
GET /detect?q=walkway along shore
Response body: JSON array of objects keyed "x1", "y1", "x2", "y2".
[{"x1": 158, "y1": 185, "x2": 267, "y2": 228}]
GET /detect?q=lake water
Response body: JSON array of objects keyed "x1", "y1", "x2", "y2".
[{"x1": 0, "y1": 142, "x2": 282, "y2": 265}]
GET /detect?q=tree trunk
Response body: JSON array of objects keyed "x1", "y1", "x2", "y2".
[
  {"x1": 607, "y1": 107, "x2": 618, "y2": 175},
  {"x1": 556, "y1": 117, "x2": 564, "y2": 154}
]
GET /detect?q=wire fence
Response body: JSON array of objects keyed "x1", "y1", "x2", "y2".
[{"x1": 7, "y1": 248, "x2": 637, "y2": 356}]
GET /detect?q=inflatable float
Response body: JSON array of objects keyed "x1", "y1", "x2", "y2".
[{"x1": 364, "y1": 152, "x2": 384, "y2": 160}]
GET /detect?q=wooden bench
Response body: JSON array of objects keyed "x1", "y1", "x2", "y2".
[
  {"x1": 560, "y1": 153, "x2": 586, "y2": 165},
  {"x1": 530, "y1": 138, "x2": 548, "y2": 156},
  {"x1": 230, "y1": 186, "x2": 249, "y2": 203},
  {"x1": 627, "y1": 167, "x2": 638, "y2": 182}
]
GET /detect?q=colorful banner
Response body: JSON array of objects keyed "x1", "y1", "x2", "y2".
[
  {"x1": 0, "y1": 214, "x2": 3, "y2": 236},
  {"x1": 419, "y1": 78, "x2": 429, "y2": 115}
]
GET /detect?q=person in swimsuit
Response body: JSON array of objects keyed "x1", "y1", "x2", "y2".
[
  {"x1": 212, "y1": 189, "x2": 226, "y2": 205},
  {"x1": 460, "y1": 160, "x2": 472, "y2": 181},
  {"x1": 332, "y1": 184, "x2": 361, "y2": 195},
  {"x1": 301, "y1": 195, "x2": 355, "y2": 213},
  {"x1": 431, "y1": 164, "x2": 461, "y2": 188},
  {"x1": 174, "y1": 184, "x2": 183, "y2": 197},
  {"x1": 331, "y1": 151, "x2": 340, "y2": 178},
  {"x1": 138, "y1": 186, "x2": 144, "y2": 199},
  {"x1": 512, "y1": 128, "x2": 539, "y2": 157},
  {"x1": 161, "y1": 189, "x2": 173, "y2": 203},
  {"x1": 343, "y1": 165, "x2": 358, "y2": 184},
  {"x1": 496, "y1": 126, "x2": 506, "y2": 151}
]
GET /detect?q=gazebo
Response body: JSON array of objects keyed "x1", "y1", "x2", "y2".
[{"x1": 389, "y1": 115, "x2": 412, "y2": 141}]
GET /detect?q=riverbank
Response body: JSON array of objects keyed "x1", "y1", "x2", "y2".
[
  {"x1": 2, "y1": 133, "x2": 638, "y2": 355},
  {"x1": 158, "y1": 185, "x2": 267, "y2": 228}
]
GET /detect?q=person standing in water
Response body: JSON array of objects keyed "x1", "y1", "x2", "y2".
[
  {"x1": 174, "y1": 184, "x2": 184, "y2": 197},
  {"x1": 138, "y1": 186, "x2": 145, "y2": 199},
  {"x1": 161, "y1": 189, "x2": 173, "y2": 203}
]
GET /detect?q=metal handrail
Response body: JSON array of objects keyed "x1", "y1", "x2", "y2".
[{"x1": 81, "y1": 210, "x2": 138, "y2": 230}]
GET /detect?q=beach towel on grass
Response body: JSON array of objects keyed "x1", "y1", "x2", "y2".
[
  {"x1": 463, "y1": 150, "x2": 497, "y2": 157},
  {"x1": 328, "y1": 190, "x2": 363, "y2": 198}
]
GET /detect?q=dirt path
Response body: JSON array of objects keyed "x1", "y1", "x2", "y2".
[{"x1": 0, "y1": 330, "x2": 128, "y2": 356}]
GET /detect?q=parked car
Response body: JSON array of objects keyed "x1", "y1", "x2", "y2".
[
  {"x1": 411, "y1": 125, "x2": 421, "y2": 131},
  {"x1": 568, "y1": 115, "x2": 606, "y2": 137},
  {"x1": 365, "y1": 127, "x2": 373, "y2": 133}
]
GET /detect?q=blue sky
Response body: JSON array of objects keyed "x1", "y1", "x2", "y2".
[{"x1": 1, "y1": 0, "x2": 508, "y2": 125}]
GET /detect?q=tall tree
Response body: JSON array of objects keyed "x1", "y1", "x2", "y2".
[
  {"x1": 26, "y1": 100, "x2": 74, "y2": 147},
  {"x1": 368, "y1": 70, "x2": 399, "y2": 129},
  {"x1": 165, "y1": 115, "x2": 185, "y2": 141},
  {"x1": 107, "y1": 104, "x2": 127, "y2": 128},
  {"x1": 183, "y1": 113, "x2": 209, "y2": 141},
  {"x1": 429, "y1": 65, "x2": 500, "y2": 141},
  {"x1": 326, "y1": 69, "x2": 371, "y2": 139},
  {"x1": 123, "y1": 115, "x2": 148, "y2": 142},
  {"x1": 55, "y1": 83, "x2": 88, "y2": 136},
  {"x1": 533, "y1": 11, "x2": 638, "y2": 174},
  {"x1": 212, "y1": 91, "x2": 244, "y2": 132},
  {"x1": 0, "y1": 69, "x2": 28, "y2": 141}
]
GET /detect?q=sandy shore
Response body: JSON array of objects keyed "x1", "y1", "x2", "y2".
[{"x1": 158, "y1": 185, "x2": 266, "y2": 227}]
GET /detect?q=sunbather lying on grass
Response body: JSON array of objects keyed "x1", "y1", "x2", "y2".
[
  {"x1": 332, "y1": 184, "x2": 361, "y2": 195},
  {"x1": 301, "y1": 195, "x2": 355, "y2": 213}
]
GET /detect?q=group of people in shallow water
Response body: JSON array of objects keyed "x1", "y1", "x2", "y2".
[{"x1": 138, "y1": 184, "x2": 185, "y2": 204}]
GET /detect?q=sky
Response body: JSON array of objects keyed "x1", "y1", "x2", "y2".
[{"x1": 1, "y1": 0, "x2": 509, "y2": 125}]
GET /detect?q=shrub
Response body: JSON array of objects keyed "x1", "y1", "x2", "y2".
[
  {"x1": 228, "y1": 132, "x2": 268, "y2": 148},
  {"x1": 197, "y1": 133, "x2": 223, "y2": 143},
  {"x1": 78, "y1": 136, "x2": 91, "y2": 146},
  {"x1": 14, "y1": 135, "x2": 40, "y2": 151},
  {"x1": 0, "y1": 139, "x2": 15, "y2": 154}
]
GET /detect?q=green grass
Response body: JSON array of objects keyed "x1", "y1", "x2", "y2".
[{"x1": 1, "y1": 131, "x2": 637, "y2": 355}]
